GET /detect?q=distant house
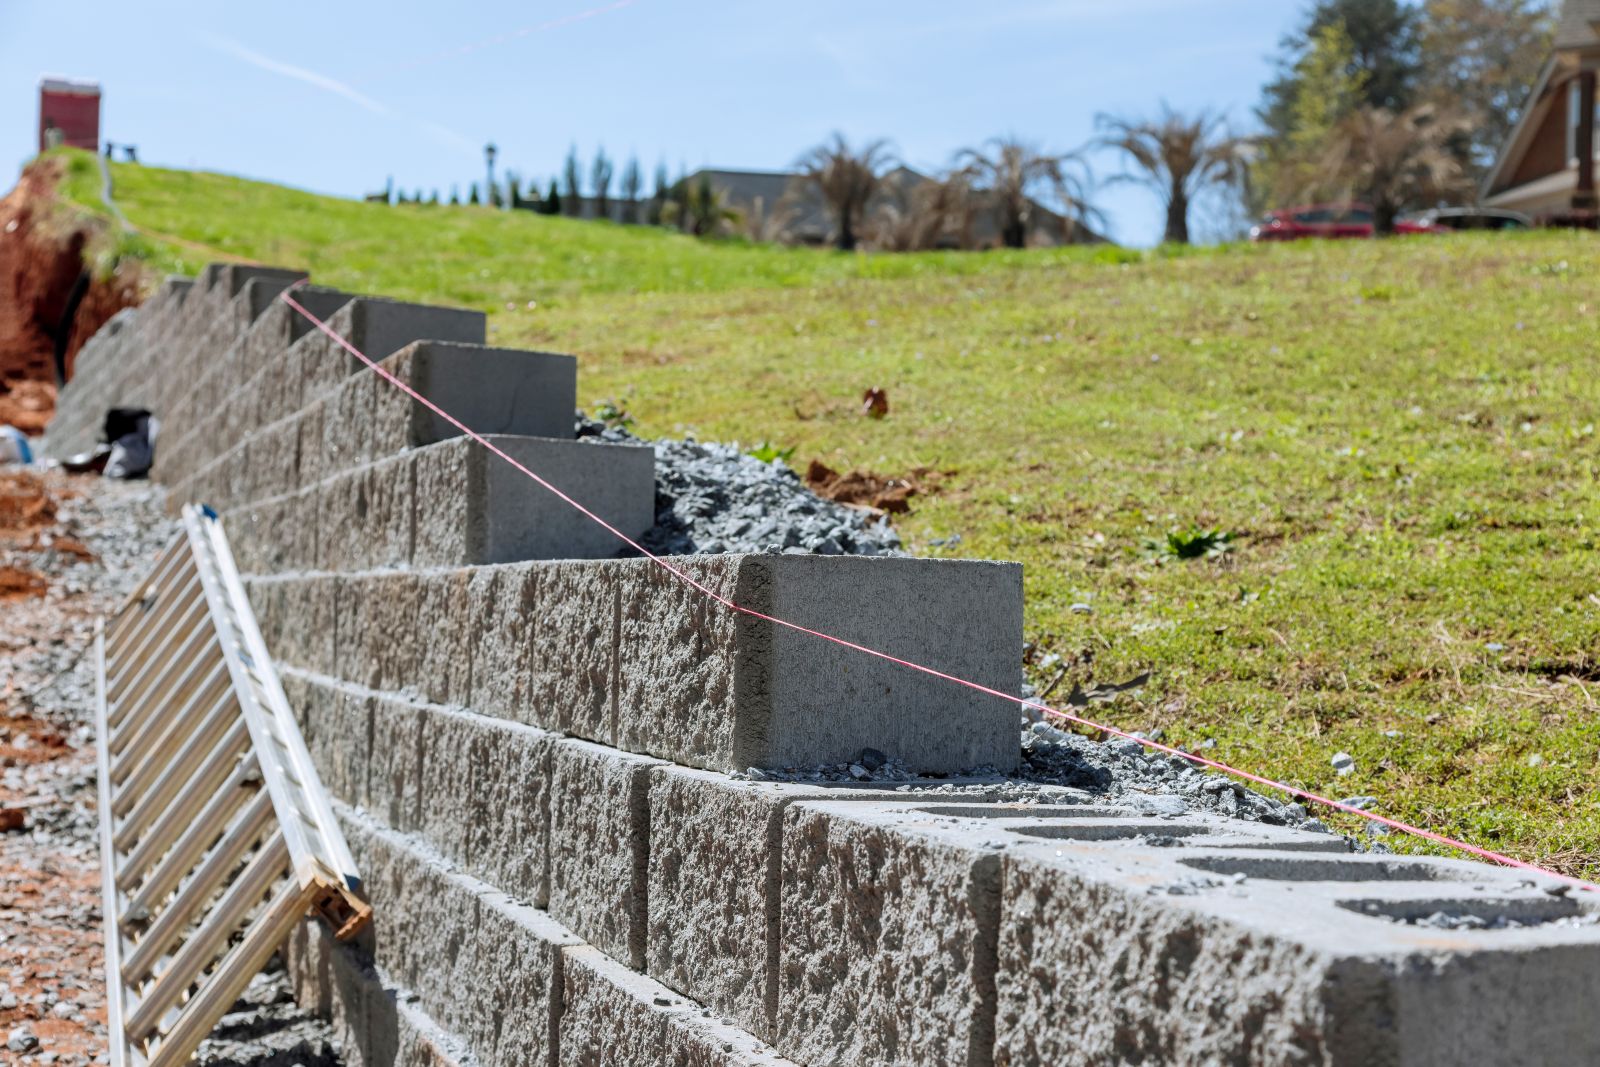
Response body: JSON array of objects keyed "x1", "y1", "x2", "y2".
[
  {"x1": 1482, "y1": 0, "x2": 1600, "y2": 219},
  {"x1": 689, "y1": 166, "x2": 1105, "y2": 248}
]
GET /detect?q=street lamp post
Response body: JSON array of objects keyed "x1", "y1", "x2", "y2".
[{"x1": 485, "y1": 142, "x2": 499, "y2": 208}]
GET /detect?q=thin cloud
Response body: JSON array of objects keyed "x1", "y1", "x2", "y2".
[
  {"x1": 199, "y1": 32, "x2": 389, "y2": 115},
  {"x1": 196, "y1": 31, "x2": 475, "y2": 152}
]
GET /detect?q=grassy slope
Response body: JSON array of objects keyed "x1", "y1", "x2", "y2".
[{"x1": 56, "y1": 150, "x2": 1600, "y2": 876}]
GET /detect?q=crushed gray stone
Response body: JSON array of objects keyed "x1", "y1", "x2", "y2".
[{"x1": 576, "y1": 416, "x2": 903, "y2": 557}]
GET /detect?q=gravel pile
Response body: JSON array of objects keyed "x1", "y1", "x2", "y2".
[{"x1": 576, "y1": 417, "x2": 903, "y2": 557}]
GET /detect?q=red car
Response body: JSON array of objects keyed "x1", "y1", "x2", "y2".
[{"x1": 1249, "y1": 203, "x2": 1443, "y2": 241}]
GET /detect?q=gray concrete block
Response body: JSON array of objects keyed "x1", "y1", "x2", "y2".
[
  {"x1": 247, "y1": 574, "x2": 337, "y2": 676},
  {"x1": 410, "y1": 434, "x2": 655, "y2": 565},
  {"x1": 465, "y1": 563, "x2": 615, "y2": 737},
  {"x1": 616, "y1": 555, "x2": 1022, "y2": 775},
  {"x1": 995, "y1": 839, "x2": 1600, "y2": 1067},
  {"x1": 317, "y1": 457, "x2": 413, "y2": 572},
  {"x1": 287, "y1": 923, "x2": 472, "y2": 1067},
  {"x1": 548, "y1": 739, "x2": 665, "y2": 969},
  {"x1": 775, "y1": 800, "x2": 1005, "y2": 1067},
  {"x1": 288, "y1": 668, "x2": 554, "y2": 906},
  {"x1": 230, "y1": 493, "x2": 318, "y2": 574},
  {"x1": 559, "y1": 945, "x2": 801, "y2": 1067},
  {"x1": 388, "y1": 341, "x2": 578, "y2": 445},
  {"x1": 338, "y1": 806, "x2": 581, "y2": 1067},
  {"x1": 265, "y1": 552, "x2": 1018, "y2": 775}
]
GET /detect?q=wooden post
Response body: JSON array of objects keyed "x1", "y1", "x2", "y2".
[{"x1": 1576, "y1": 70, "x2": 1596, "y2": 212}]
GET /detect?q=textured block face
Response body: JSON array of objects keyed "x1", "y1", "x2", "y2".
[
  {"x1": 994, "y1": 843, "x2": 1600, "y2": 1067},
  {"x1": 317, "y1": 457, "x2": 413, "y2": 572},
  {"x1": 468, "y1": 562, "x2": 616, "y2": 737},
  {"x1": 644, "y1": 767, "x2": 781, "y2": 1036},
  {"x1": 411, "y1": 438, "x2": 481, "y2": 565},
  {"x1": 559, "y1": 947, "x2": 800, "y2": 1067},
  {"x1": 753, "y1": 555, "x2": 1022, "y2": 774},
  {"x1": 615, "y1": 558, "x2": 744, "y2": 767},
  {"x1": 294, "y1": 670, "x2": 372, "y2": 810},
  {"x1": 337, "y1": 811, "x2": 578, "y2": 1067},
  {"x1": 248, "y1": 575, "x2": 337, "y2": 675},
  {"x1": 548, "y1": 740, "x2": 663, "y2": 969},
  {"x1": 776, "y1": 802, "x2": 1003, "y2": 1067},
  {"x1": 458, "y1": 716, "x2": 555, "y2": 907},
  {"x1": 399, "y1": 342, "x2": 578, "y2": 445}
]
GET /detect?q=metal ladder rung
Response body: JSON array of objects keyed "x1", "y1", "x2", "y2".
[
  {"x1": 121, "y1": 791, "x2": 276, "y2": 985},
  {"x1": 108, "y1": 573, "x2": 204, "y2": 695},
  {"x1": 112, "y1": 675, "x2": 233, "y2": 822},
  {"x1": 106, "y1": 543, "x2": 187, "y2": 646},
  {"x1": 110, "y1": 659, "x2": 230, "y2": 795},
  {"x1": 109, "y1": 621, "x2": 214, "y2": 753},
  {"x1": 117, "y1": 735, "x2": 253, "y2": 888},
  {"x1": 123, "y1": 831, "x2": 290, "y2": 1043},
  {"x1": 143, "y1": 876, "x2": 312, "y2": 1067}
]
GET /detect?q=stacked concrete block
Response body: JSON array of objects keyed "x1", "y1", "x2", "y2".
[
  {"x1": 996, "y1": 842, "x2": 1600, "y2": 1066},
  {"x1": 57, "y1": 262, "x2": 1600, "y2": 1067},
  {"x1": 246, "y1": 553, "x2": 1021, "y2": 774}
]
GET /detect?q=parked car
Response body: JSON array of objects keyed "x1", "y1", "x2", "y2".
[
  {"x1": 1249, "y1": 203, "x2": 1443, "y2": 241},
  {"x1": 1403, "y1": 206, "x2": 1532, "y2": 232}
]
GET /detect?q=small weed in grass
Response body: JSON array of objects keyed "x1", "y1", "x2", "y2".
[
  {"x1": 747, "y1": 441, "x2": 796, "y2": 466},
  {"x1": 591, "y1": 397, "x2": 633, "y2": 430},
  {"x1": 1145, "y1": 527, "x2": 1235, "y2": 562}
]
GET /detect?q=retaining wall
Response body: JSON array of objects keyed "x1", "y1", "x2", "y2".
[{"x1": 56, "y1": 264, "x2": 1600, "y2": 1066}]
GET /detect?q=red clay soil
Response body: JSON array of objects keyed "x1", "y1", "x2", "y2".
[{"x1": 0, "y1": 157, "x2": 143, "y2": 432}]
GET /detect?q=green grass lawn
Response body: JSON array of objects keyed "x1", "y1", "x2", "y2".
[{"x1": 50, "y1": 149, "x2": 1600, "y2": 877}]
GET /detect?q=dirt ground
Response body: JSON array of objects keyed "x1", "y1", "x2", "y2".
[
  {"x1": 0, "y1": 467, "x2": 338, "y2": 1065},
  {"x1": 0, "y1": 159, "x2": 143, "y2": 434}
]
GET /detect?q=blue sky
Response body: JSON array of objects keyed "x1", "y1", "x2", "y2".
[{"x1": 1, "y1": 0, "x2": 1302, "y2": 246}]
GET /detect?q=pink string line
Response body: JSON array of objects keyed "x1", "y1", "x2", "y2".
[{"x1": 279, "y1": 287, "x2": 1597, "y2": 893}]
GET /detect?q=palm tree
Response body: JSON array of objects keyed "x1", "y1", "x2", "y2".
[
  {"x1": 1096, "y1": 106, "x2": 1248, "y2": 245},
  {"x1": 794, "y1": 133, "x2": 896, "y2": 251},
  {"x1": 956, "y1": 137, "x2": 1094, "y2": 249},
  {"x1": 1315, "y1": 103, "x2": 1469, "y2": 234}
]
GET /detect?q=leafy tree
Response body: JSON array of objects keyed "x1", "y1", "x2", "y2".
[
  {"x1": 592, "y1": 147, "x2": 614, "y2": 220},
  {"x1": 620, "y1": 156, "x2": 643, "y2": 223},
  {"x1": 1417, "y1": 0, "x2": 1554, "y2": 180},
  {"x1": 1255, "y1": 22, "x2": 1369, "y2": 209},
  {"x1": 1260, "y1": 0, "x2": 1420, "y2": 146},
  {"x1": 956, "y1": 136, "x2": 1094, "y2": 248},
  {"x1": 671, "y1": 166, "x2": 692, "y2": 231},
  {"x1": 1097, "y1": 106, "x2": 1248, "y2": 244},
  {"x1": 649, "y1": 160, "x2": 670, "y2": 225},
  {"x1": 468, "y1": 182, "x2": 481, "y2": 205},
  {"x1": 1315, "y1": 103, "x2": 1471, "y2": 232},
  {"x1": 562, "y1": 145, "x2": 582, "y2": 216},
  {"x1": 794, "y1": 132, "x2": 896, "y2": 251}
]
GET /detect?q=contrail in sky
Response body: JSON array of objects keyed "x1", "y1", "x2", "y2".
[
  {"x1": 196, "y1": 31, "x2": 475, "y2": 151},
  {"x1": 200, "y1": 33, "x2": 390, "y2": 115}
]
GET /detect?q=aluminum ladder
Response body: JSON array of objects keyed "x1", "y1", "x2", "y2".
[{"x1": 94, "y1": 504, "x2": 368, "y2": 1066}]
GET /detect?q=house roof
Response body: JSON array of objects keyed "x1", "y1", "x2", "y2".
[{"x1": 1555, "y1": 0, "x2": 1600, "y2": 51}]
